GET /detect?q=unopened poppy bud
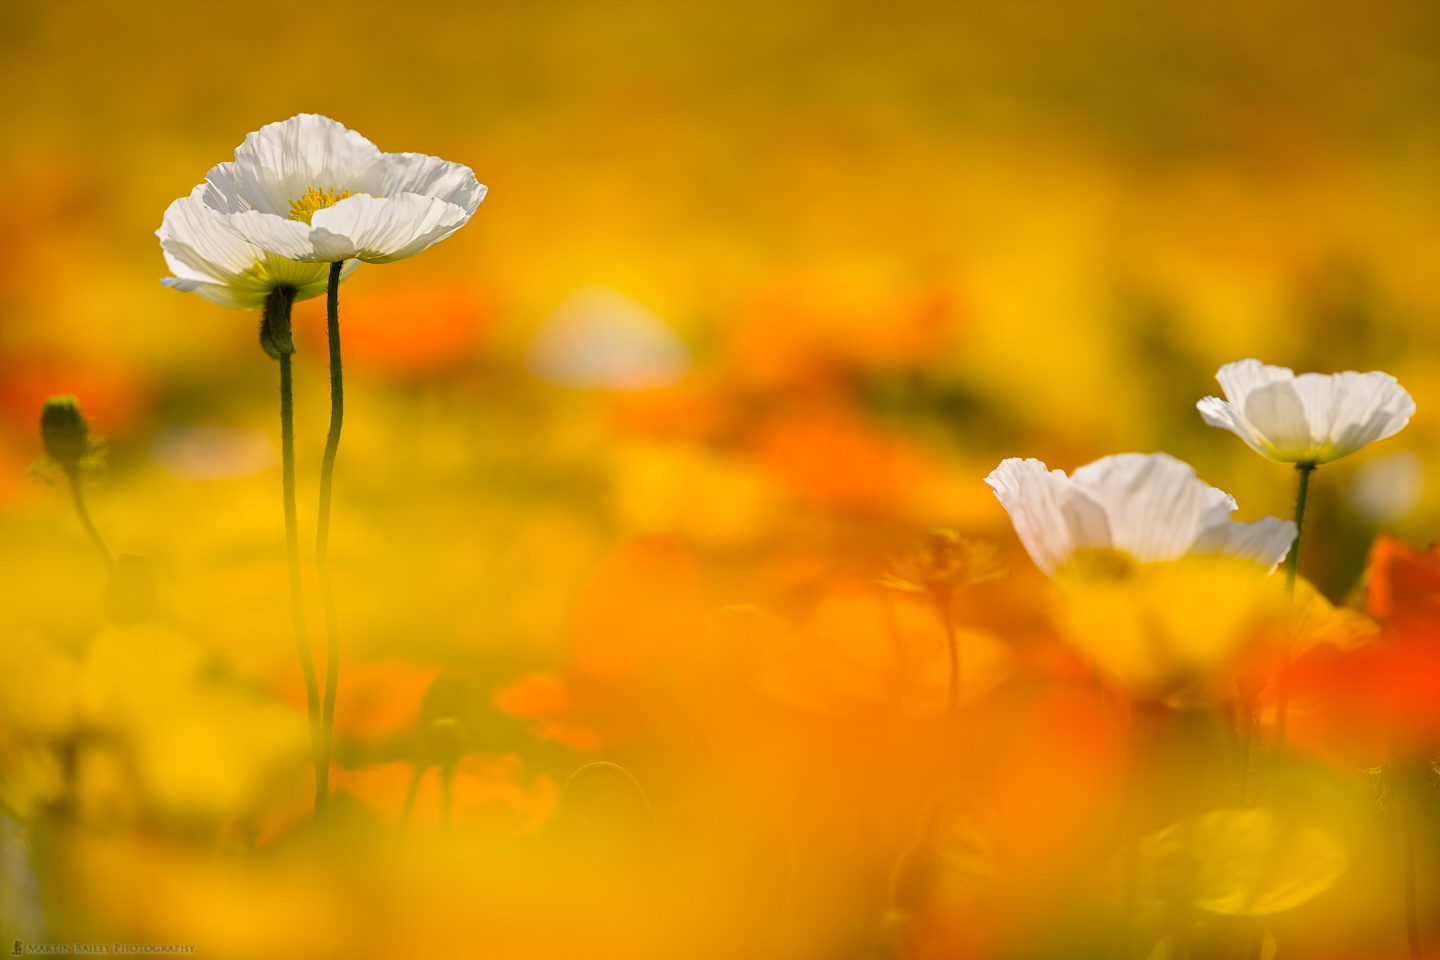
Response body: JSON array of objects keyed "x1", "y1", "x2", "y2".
[
  {"x1": 40, "y1": 395, "x2": 91, "y2": 470},
  {"x1": 421, "y1": 674, "x2": 470, "y2": 768},
  {"x1": 259, "y1": 286, "x2": 297, "y2": 359},
  {"x1": 426, "y1": 716, "x2": 468, "y2": 770}
]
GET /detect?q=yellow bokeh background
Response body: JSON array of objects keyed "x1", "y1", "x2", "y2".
[{"x1": 3, "y1": 1, "x2": 1440, "y2": 956}]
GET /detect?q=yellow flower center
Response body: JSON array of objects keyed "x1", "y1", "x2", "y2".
[
  {"x1": 288, "y1": 186, "x2": 356, "y2": 225},
  {"x1": 1060, "y1": 547, "x2": 1140, "y2": 583}
]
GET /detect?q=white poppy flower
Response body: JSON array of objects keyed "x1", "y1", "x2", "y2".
[
  {"x1": 985, "y1": 453, "x2": 1296, "y2": 577},
  {"x1": 158, "y1": 184, "x2": 359, "y2": 310},
  {"x1": 197, "y1": 114, "x2": 485, "y2": 264},
  {"x1": 1197, "y1": 359, "x2": 1414, "y2": 465}
]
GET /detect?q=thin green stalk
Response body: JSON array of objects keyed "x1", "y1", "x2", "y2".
[
  {"x1": 64, "y1": 467, "x2": 112, "y2": 568},
  {"x1": 316, "y1": 261, "x2": 345, "y2": 818},
  {"x1": 1283, "y1": 463, "x2": 1314, "y2": 601},
  {"x1": 1273, "y1": 462, "x2": 1315, "y2": 769},
  {"x1": 281, "y1": 351, "x2": 323, "y2": 810},
  {"x1": 268, "y1": 287, "x2": 324, "y2": 816}
]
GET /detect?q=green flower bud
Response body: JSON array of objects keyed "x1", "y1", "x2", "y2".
[
  {"x1": 40, "y1": 395, "x2": 91, "y2": 470},
  {"x1": 260, "y1": 285, "x2": 297, "y2": 359},
  {"x1": 420, "y1": 674, "x2": 470, "y2": 768}
]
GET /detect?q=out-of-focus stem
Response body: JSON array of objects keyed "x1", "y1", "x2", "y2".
[
  {"x1": 1273, "y1": 462, "x2": 1315, "y2": 773},
  {"x1": 279, "y1": 348, "x2": 323, "y2": 814},
  {"x1": 441, "y1": 766, "x2": 454, "y2": 829},
  {"x1": 267, "y1": 285, "x2": 323, "y2": 816},
  {"x1": 64, "y1": 466, "x2": 112, "y2": 568},
  {"x1": 399, "y1": 763, "x2": 424, "y2": 833}
]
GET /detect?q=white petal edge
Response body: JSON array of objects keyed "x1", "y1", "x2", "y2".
[
  {"x1": 1190, "y1": 516, "x2": 1297, "y2": 571},
  {"x1": 1215, "y1": 359, "x2": 1295, "y2": 405},
  {"x1": 158, "y1": 185, "x2": 268, "y2": 283},
  {"x1": 158, "y1": 187, "x2": 359, "y2": 309},
  {"x1": 1069, "y1": 453, "x2": 1237, "y2": 563},
  {"x1": 985, "y1": 458, "x2": 1110, "y2": 576},
  {"x1": 1203, "y1": 359, "x2": 1416, "y2": 464},
  {"x1": 309, "y1": 193, "x2": 473, "y2": 263},
  {"x1": 222, "y1": 210, "x2": 327, "y2": 261},
  {"x1": 217, "y1": 114, "x2": 386, "y2": 217},
  {"x1": 380, "y1": 152, "x2": 486, "y2": 216}
]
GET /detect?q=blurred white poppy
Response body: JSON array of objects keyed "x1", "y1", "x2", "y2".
[
  {"x1": 526, "y1": 286, "x2": 691, "y2": 390},
  {"x1": 985, "y1": 452, "x2": 1295, "y2": 577}
]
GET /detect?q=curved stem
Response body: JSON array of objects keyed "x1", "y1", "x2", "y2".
[
  {"x1": 279, "y1": 348, "x2": 324, "y2": 815},
  {"x1": 399, "y1": 763, "x2": 425, "y2": 833},
  {"x1": 64, "y1": 467, "x2": 112, "y2": 568},
  {"x1": 1273, "y1": 463, "x2": 1315, "y2": 771},
  {"x1": 316, "y1": 261, "x2": 345, "y2": 818}
]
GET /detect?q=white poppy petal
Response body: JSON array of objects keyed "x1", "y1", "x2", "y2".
[
  {"x1": 1190, "y1": 516, "x2": 1297, "y2": 571},
  {"x1": 309, "y1": 193, "x2": 470, "y2": 263},
  {"x1": 1240, "y1": 382, "x2": 1316, "y2": 460},
  {"x1": 199, "y1": 162, "x2": 248, "y2": 214},
  {"x1": 223, "y1": 210, "x2": 325, "y2": 261},
  {"x1": 158, "y1": 185, "x2": 266, "y2": 283},
  {"x1": 381, "y1": 152, "x2": 486, "y2": 215},
  {"x1": 1070, "y1": 453, "x2": 1236, "y2": 563},
  {"x1": 1196, "y1": 396, "x2": 1268, "y2": 456},
  {"x1": 225, "y1": 114, "x2": 385, "y2": 216},
  {"x1": 1318, "y1": 371, "x2": 1415, "y2": 457},
  {"x1": 160, "y1": 275, "x2": 262, "y2": 311},
  {"x1": 985, "y1": 458, "x2": 1110, "y2": 575},
  {"x1": 989, "y1": 453, "x2": 1294, "y2": 578},
  {"x1": 158, "y1": 187, "x2": 356, "y2": 310},
  {"x1": 1215, "y1": 359, "x2": 1294, "y2": 404}
]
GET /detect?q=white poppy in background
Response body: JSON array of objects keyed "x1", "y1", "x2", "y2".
[
  {"x1": 985, "y1": 453, "x2": 1296, "y2": 577},
  {"x1": 526, "y1": 285, "x2": 691, "y2": 390},
  {"x1": 1197, "y1": 359, "x2": 1414, "y2": 465},
  {"x1": 197, "y1": 114, "x2": 484, "y2": 264},
  {"x1": 158, "y1": 184, "x2": 359, "y2": 309}
]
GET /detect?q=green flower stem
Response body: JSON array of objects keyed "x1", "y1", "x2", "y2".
[
  {"x1": 267, "y1": 287, "x2": 324, "y2": 816},
  {"x1": 63, "y1": 466, "x2": 112, "y2": 568},
  {"x1": 316, "y1": 260, "x2": 346, "y2": 819},
  {"x1": 1273, "y1": 462, "x2": 1315, "y2": 773},
  {"x1": 279, "y1": 348, "x2": 324, "y2": 814},
  {"x1": 1283, "y1": 463, "x2": 1314, "y2": 601}
]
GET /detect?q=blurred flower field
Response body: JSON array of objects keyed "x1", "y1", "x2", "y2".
[{"x1": 7, "y1": 0, "x2": 1440, "y2": 957}]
